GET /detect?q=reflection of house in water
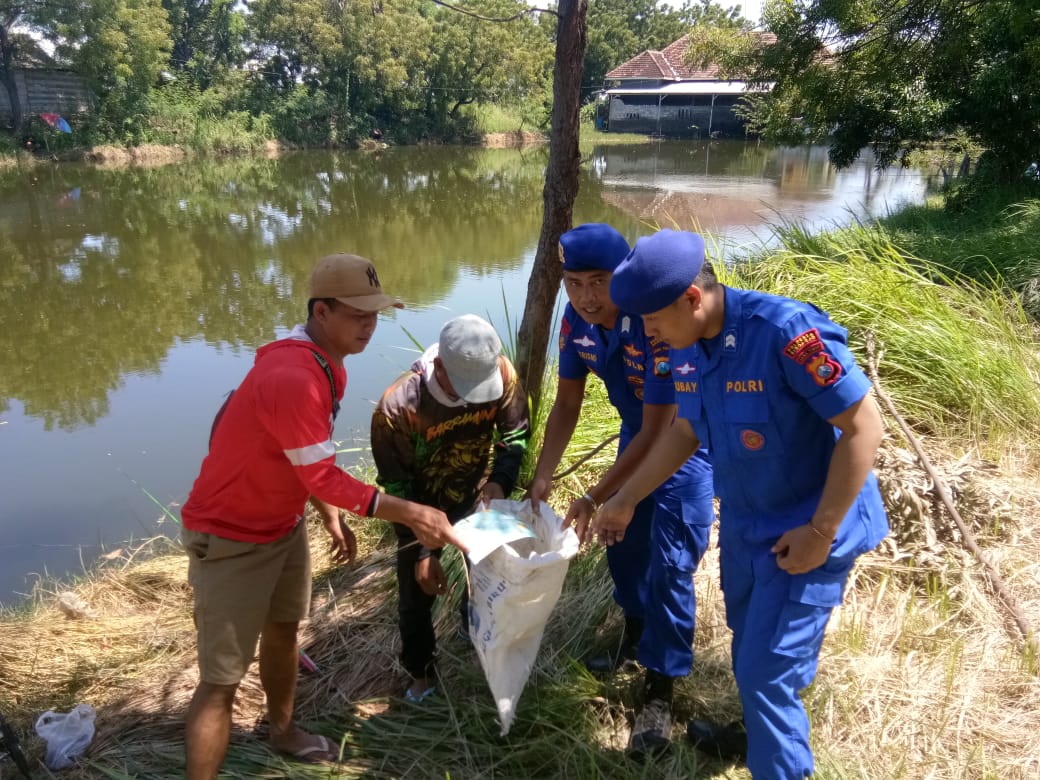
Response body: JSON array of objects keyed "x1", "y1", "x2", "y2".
[
  {"x1": 590, "y1": 143, "x2": 876, "y2": 244},
  {"x1": 601, "y1": 34, "x2": 774, "y2": 139},
  {"x1": 601, "y1": 188, "x2": 774, "y2": 235}
]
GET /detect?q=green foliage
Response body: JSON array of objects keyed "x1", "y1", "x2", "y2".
[
  {"x1": 880, "y1": 185, "x2": 1040, "y2": 319},
  {"x1": 690, "y1": 0, "x2": 1040, "y2": 173},
  {"x1": 7, "y1": 0, "x2": 556, "y2": 148},
  {"x1": 144, "y1": 81, "x2": 274, "y2": 152},
  {"x1": 162, "y1": 0, "x2": 246, "y2": 88},
  {"x1": 736, "y1": 223, "x2": 1040, "y2": 453},
  {"x1": 56, "y1": 0, "x2": 173, "y2": 143}
]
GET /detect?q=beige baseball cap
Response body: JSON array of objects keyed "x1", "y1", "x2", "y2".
[{"x1": 308, "y1": 253, "x2": 404, "y2": 312}]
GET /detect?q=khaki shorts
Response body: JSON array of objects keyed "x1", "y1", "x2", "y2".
[{"x1": 183, "y1": 521, "x2": 311, "y2": 685}]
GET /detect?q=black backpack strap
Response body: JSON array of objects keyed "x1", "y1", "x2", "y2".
[{"x1": 309, "y1": 349, "x2": 340, "y2": 420}]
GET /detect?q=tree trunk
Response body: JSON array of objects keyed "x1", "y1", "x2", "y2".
[
  {"x1": 514, "y1": 0, "x2": 587, "y2": 410},
  {"x1": 0, "y1": 23, "x2": 23, "y2": 134}
]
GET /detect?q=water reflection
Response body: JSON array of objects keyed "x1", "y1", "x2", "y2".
[
  {"x1": 588, "y1": 142, "x2": 925, "y2": 246},
  {"x1": 0, "y1": 148, "x2": 553, "y2": 432},
  {"x1": 0, "y1": 142, "x2": 926, "y2": 604}
]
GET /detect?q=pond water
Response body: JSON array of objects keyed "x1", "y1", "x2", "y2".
[{"x1": 0, "y1": 140, "x2": 928, "y2": 605}]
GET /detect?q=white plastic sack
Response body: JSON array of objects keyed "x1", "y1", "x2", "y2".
[
  {"x1": 466, "y1": 499, "x2": 579, "y2": 735},
  {"x1": 35, "y1": 703, "x2": 96, "y2": 769}
]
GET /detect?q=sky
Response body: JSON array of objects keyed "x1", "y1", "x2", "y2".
[{"x1": 734, "y1": 0, "x2": 763, "y2": 25}]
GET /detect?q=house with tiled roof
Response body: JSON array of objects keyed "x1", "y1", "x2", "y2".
[{"x1": 600, "y1": 33, "x2": 773, "y2": 138}]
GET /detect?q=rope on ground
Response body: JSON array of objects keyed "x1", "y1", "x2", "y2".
[{"x1": 865, "y1": 331, "x2": 1038, "y2": 660}]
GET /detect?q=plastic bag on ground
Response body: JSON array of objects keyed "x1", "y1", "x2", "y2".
[
  {"x1": 35, "y1": 703, "x2": 96, "y2": 769},
  {"x1": 466, "y1": 499, "x2": 579, "y2": 735}
]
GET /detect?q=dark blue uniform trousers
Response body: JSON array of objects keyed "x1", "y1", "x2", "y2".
[
  {"x1": 606, "y1": 478, "x2": 714, "y2": 678},
  {"x1": 721, "y1": 541, "x2": 855, "y2": 779}
]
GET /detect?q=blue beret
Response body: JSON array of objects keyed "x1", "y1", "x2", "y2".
[
  {"x1": 560, "y1": 223, "x2": 631, "y2": 272},
  {"x1": 610, "y1": 230, "x2": 705, "y2": 315}
]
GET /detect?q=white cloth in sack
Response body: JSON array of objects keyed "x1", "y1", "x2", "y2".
[{"x1": 461, "y1": 499, "x2": 579, "y2": 735}]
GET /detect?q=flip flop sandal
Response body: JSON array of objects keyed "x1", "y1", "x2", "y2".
[
  {"x1": 280, "y1": 734, "x2": 341, "y2": 764},
  {"x1": 405, "y1": 685, "x2": 436, "y2": 703}
]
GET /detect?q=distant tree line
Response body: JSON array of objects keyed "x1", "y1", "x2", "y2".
[{"x1": 0, "y1": 0, "x2": 737, "y2": 148}]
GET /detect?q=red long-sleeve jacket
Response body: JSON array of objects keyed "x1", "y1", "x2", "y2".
[{"x1": 181, "y1": 330, "x2": 376, "y2": 542}]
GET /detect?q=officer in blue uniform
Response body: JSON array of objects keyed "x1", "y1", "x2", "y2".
[
  {"x1": 528, "y1": 223, "x2": 715, "y2": 755},
  {"x1": 594, "y1": 229, "x2": 888, "y2": 778}
]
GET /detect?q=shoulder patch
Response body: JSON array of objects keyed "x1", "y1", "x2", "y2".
[
  {"x1": 807, "y1": 352, "x2": 842, "y2": 386},
  {"x1": 654, "y1": 359, "x2": 671, "y2": 377},
  {"x1": 783, "y1": 328, "x2": 824, "y2": 364}
]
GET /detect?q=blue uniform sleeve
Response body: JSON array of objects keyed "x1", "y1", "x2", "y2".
[
  {"x1": 558, "y1": 305, "x2": 590, "y2": 381},
  {"x1": 777, "y1": 306, "x2": 872, "y2": 421},
  {"x1": 641, "y1": 328, "x2": 676, "y2": 406}
]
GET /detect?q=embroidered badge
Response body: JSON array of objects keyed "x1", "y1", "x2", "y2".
[
  {"x1": 741, "y1": 429, "x2": 765, "y2": 451},
  {"x1": 654, "y1": 359, "x2": 670, "y2": 376},
  {"x1": 784, "y1": 328, "x2": 825, "y2": 365},
  {"x1": 560, "y1": 317, "x2": 571, "y2": 352},
  {"x1": 674, "y1": 362, "x2": 696, "y2": 376},
  {"x1": 624, "y1": 343, "x2": 643, "y2": 358},
  {"x1": 635, "y1": 388, "x2": 644, "y2": 400},
  {"x1": 723, "y1": 330, "x2": 737, "y2": 352},
  {"x1": 621, "y1": 316, "x2": 631, "y2": 334},
  {"x1": 573, "y1": 334, "x2": 596, "y2": 348},
  {"x1": 807, "y1": 352, "x2": 842, "y2": 386}
]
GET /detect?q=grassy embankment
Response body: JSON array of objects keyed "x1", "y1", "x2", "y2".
[
  {"x1": 1, "y1": 185, "x2": 1039, "y2": 779},
  {"x1": 0, "y1": 101, "x2": 653, "y2": 169}
]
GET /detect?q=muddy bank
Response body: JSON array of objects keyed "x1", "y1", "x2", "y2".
[{"x1": 480, "y1": 130, "x2": 548, "y2": 148}]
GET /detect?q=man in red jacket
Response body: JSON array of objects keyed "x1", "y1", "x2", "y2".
[{"x1": 180, "y1": 254, "x2": 463, "y2": 778}]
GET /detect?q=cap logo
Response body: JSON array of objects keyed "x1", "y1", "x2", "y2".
[{"x1": 366, "y1": 265, "x2": 380, "y2": 287}]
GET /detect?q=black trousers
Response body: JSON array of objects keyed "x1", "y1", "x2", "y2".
[{"x1": 394, "y1": 521, "x2": 469, "y2": 680}]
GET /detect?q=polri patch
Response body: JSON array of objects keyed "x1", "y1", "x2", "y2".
[
  {"x1": 807, "y1": 352, "x2": 842, "y2": 386},
  {"x1": 741, "y1": 429, "x2": 765, "y2": 451}
]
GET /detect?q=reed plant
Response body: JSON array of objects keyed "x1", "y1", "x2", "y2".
[
  {"x1": 733, "y1": 226, "x2": 1040, "y2": 457},
  {"x1": 872, "y1": 185, "x2": 1040, "y2": 319}
]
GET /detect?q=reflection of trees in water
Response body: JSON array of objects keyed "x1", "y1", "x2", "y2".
[{"x1": 0, "y1": 149, "x2": 549, "y2": 429}]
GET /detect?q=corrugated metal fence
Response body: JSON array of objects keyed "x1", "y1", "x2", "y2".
[{"x1": 0, "y1": 69, "x2": 94, "y2": 122}]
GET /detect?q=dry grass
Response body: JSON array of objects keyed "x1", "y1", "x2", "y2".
[
  {"x1": 481, "y1": 131, "x2": 548, "y2": 149},
  {"x1": 82, "y1": 144, "x2": 189, "y2": 168},
  {"x1": 1, "y1": 431, "x2": 1038, "y2": 777}
]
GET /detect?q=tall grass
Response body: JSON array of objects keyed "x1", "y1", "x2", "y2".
[
  {"x1": 877, "y1": 186, "x2": 1040, "y2": 319},
  {"x1": 733, "y1": 226, "x2": 1040, "y2": 456},
  {"x1": 143, "y1": 87, "x2": 275, "y2": 155}
]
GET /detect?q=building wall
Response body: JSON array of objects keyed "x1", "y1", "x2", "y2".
[
  {"x1": 607, "y1": 94, "x2": 748, "y2": 138},
  {"x1": 0, "y1": 69, "x2": 93, "y2": 122}
]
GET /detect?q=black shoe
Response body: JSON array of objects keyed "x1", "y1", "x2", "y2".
[
  {"x1": 686, "y1": 719, "x2": 748, "y2": 760},
  {"x1": 585, "y1": 616, "x2": 643, "y2": 673},
  {"x1": 628, "y1": 698, "x2": 672, "y2": 756},
  {"x1": 584, "y1": 643, "x2": 640, "y2": 673}
]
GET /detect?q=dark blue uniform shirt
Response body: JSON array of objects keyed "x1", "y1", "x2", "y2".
[
  {"x1": 670, "y1": 287, "x2": 887, "y2": 555},
  {"x1": 558, "y1": 302, "x2": 711, "y2": 484}
]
